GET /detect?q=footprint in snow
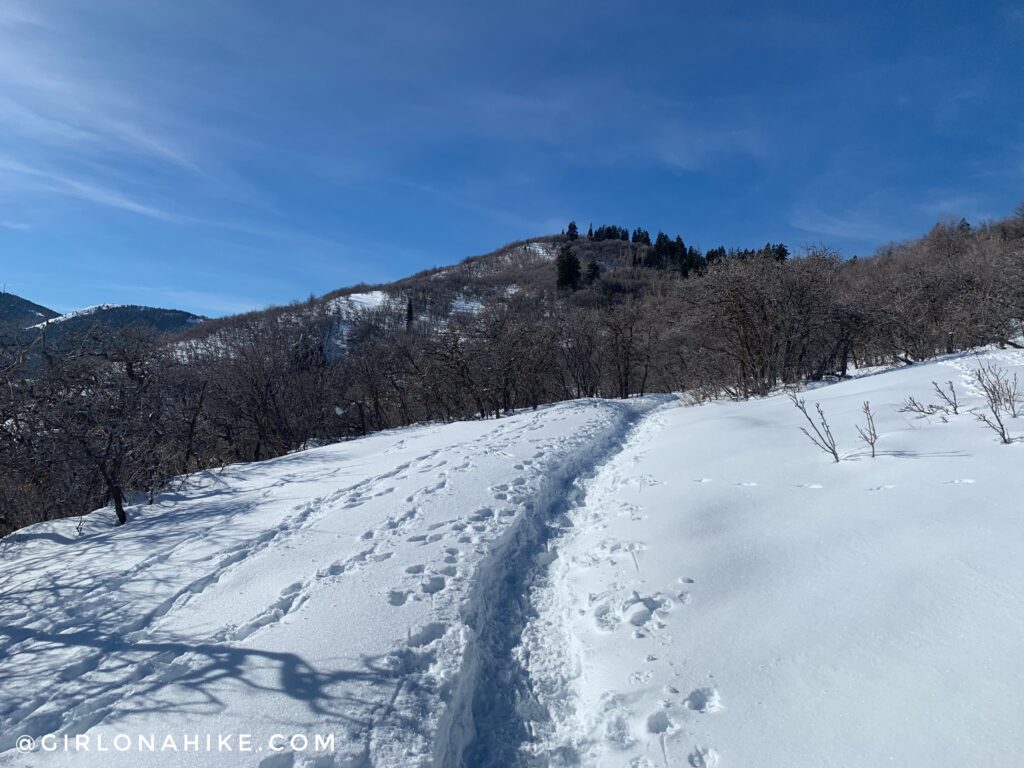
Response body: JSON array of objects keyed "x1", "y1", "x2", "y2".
[
  {"x1": 868, "y1": 485, "x2": 895, "y2": 491},
  {"x1": 387, "y1": 590, "x2": 410, "y2": 606},
  {"x1": 405, "y1": 564, "x2": 425, "y2": 575},
  {"x1": 593, "y1": 603, "x2": 621, "y2": 631},
  {"x1": 407, "y1": 622, "x2": 447, "y2": 647},
  {"x1": 599, "y1": 694, "x2": 637, "y2": 748},
  {"x1": 420, "y1": 575, "x2": 446, "y2": 594},
  {"x1": 646, "y1": 710, "x2": 676, "y2": 734},
  {"x1": 688, "y1": 747, "x2": 720, "y2": 768},
  {"x1": 683, "y1": 687, "x2": 723, "y2": 713}
]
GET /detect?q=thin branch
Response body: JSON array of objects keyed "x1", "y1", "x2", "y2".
[{"x1": 789, "y1": 392, "x2": 840, "y2": 462}]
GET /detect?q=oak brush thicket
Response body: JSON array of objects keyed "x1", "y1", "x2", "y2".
[{"x1": 1, "y1": 210, "x2": 1022, "y2": 533}]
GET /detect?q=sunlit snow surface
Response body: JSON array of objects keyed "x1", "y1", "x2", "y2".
[{"x1": 1, "y1": 347, "x2": 1022, "y2": 767}]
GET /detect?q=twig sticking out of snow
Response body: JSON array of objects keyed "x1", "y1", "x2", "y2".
[
  {"x1": 898, "y1": 395, "x2": 939, "y2": 418},
  {"x1": 856, "y1": 401, "x2": 879, "y2": 458},
  {"x1": 972, "y1": 363, "x2": 1020, "y2": 444},
  {"x1": 932, "y1": 380, "x2": 961, "y2": 415},
  {"x1": 789, "y1": 393, "x2": 840, "y2": 463}
]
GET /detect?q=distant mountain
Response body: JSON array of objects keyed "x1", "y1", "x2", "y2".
[
  {"x1": 175, "y1": 234, "x2": 658, "y2": 351},
  {"x1": 0, "y1": 294, "x2": 207, "y2": 348},
  {"x1": 0, "y1": 292, "x2": 58, "y2": 331},
  {"x1": 29, "y1": 304, "x2": 207, "y2": 346}
]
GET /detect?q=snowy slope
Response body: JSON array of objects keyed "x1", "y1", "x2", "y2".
[
  {"x1": 326, "y1": 291, "x2": 392, "y2": 317},
  {"x1": 1, "y1": 348, "x2": 1022, "y2": 768},
  {"x1": 0, "y1": 398, "x2": 666, "y2": 767},
  {"x1": 521, "y1": 347, "x2": 1024, "y2": 767},
  {"x1": 27, "y1": 304, "x2": 124, "y2": 329}
]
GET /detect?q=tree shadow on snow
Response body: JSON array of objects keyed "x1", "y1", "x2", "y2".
[{"x1": 0, "y1": 622, "x2": 435, "y2": 752}]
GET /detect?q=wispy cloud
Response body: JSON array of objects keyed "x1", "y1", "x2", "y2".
[
  {"x1": 651, "y1": 125, "x2": 768, "y2": 172},
  {"x1": 789, "y1": 201, "x2": 909, "y2": 247},
  {"x1": 790, "y1": 188, "x2": 1002, "y2": 251},
  {"x1": 0, "y1": 156, "x2": 187, "y2": 222},
  {"x1": 915, "y1": 194, "x2": 996, "y2": 223}
]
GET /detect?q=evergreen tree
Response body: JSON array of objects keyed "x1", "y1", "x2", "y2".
[
  {"x1": 705, "y1": 246, "x2": 727, "y2": 265},
  {"x1": 632, "y1": 228, "x2": 651, "y2": 245},
  {"x1": 673, "y1": 236, "x2": 687, "y2": 272},
  {"x1": 685, "y1": 245, "x2": 705, "y2": 275},
  {"x1": 556, "y1": 246, "x2": 581, "y2": 289},
  {"x1": 585, "y1": 259, "x2": 601, "y2": 284},
  {"x1": 405, "y1": 298, "x2": 414, "y2": 331},
  {"x1": 587, "y1": 223, "x2": 594, "y2": 240},
  {"x1": 646, "y1": 231, "x2": 672, "y2": 269},
  {"x1": 567, "y1": 221, "x2": 579, "y2": 241}
]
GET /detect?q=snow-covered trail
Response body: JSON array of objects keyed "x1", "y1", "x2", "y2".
[
  {"x1": 522, "y1": 348, "x2": 1024, "y2": 767},
  {"x1": 0, "y1": 396, "x2": 670, "y2": 767}
]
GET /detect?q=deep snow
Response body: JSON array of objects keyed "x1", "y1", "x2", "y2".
[
  {"x1": 521, "y1": 347, "x2": 1024, "y2": 767},
  {"x1": 1, "y1": 348, "x2": 1022, "y2": 767}
]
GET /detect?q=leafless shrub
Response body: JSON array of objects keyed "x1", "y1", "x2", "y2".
[
  {"x1": 972, "y1": 363, "x2": 1020, "y2": 444},
  {"x1": 789, "y1": 392, "x2": 840, "y2": 462},
  {"x1": 898, "y1": 396, "x2": 939, "y2": 418},
  {"x1": 856, "y1": 401, "x2": 879, "y2": 457},
  {"x1": 931, "y1": 380, "x2": 961, "y2": 415}
]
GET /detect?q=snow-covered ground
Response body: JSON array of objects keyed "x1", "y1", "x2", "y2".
[
  {"x1": 326, "y1": 291, "x2": 393, "y2": 317},
  {"x1": 1, "y1": 348, "x2": 1022, "y2": 767},
  {"x1": 521, "y1": 347, "x2": 1024, "y2": 767},
  {"x1": 0, "y1": 398, "x2": 665, "y2": 767}
]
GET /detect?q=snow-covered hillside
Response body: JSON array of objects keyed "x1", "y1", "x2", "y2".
[
  {"x1": 27, "y1": 304, "x2": 125, "y2": 329},
  {"x1": 1, "y1": 349, "x2": 1022, "y2": 767}
]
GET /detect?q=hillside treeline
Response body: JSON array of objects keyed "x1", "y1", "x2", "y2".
[{"x1": 1, "y1": 211, "x2": 1022, "y2": 534}]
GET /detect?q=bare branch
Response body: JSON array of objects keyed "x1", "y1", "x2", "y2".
[
  {"x1": 789, "y1": 392, "x2": 840, "y2": 462},
  {"x1": 856, "y1": 400, "x2": 879, "y2": 457},
  {"x1": 931, "y1": 380, "x2": 961, "y2": 415},
  {"x1": 972, "y1": 363, "x2": 1019, "y2": 444}
]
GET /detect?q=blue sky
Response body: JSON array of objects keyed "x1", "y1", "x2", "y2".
[{"x1": 1, "y1": 1, "x2": 1022, "y2": 316}]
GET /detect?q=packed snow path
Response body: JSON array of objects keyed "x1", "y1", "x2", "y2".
[{"x1": 0, "y1": 397, "x2": 669, "y2": 767}]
